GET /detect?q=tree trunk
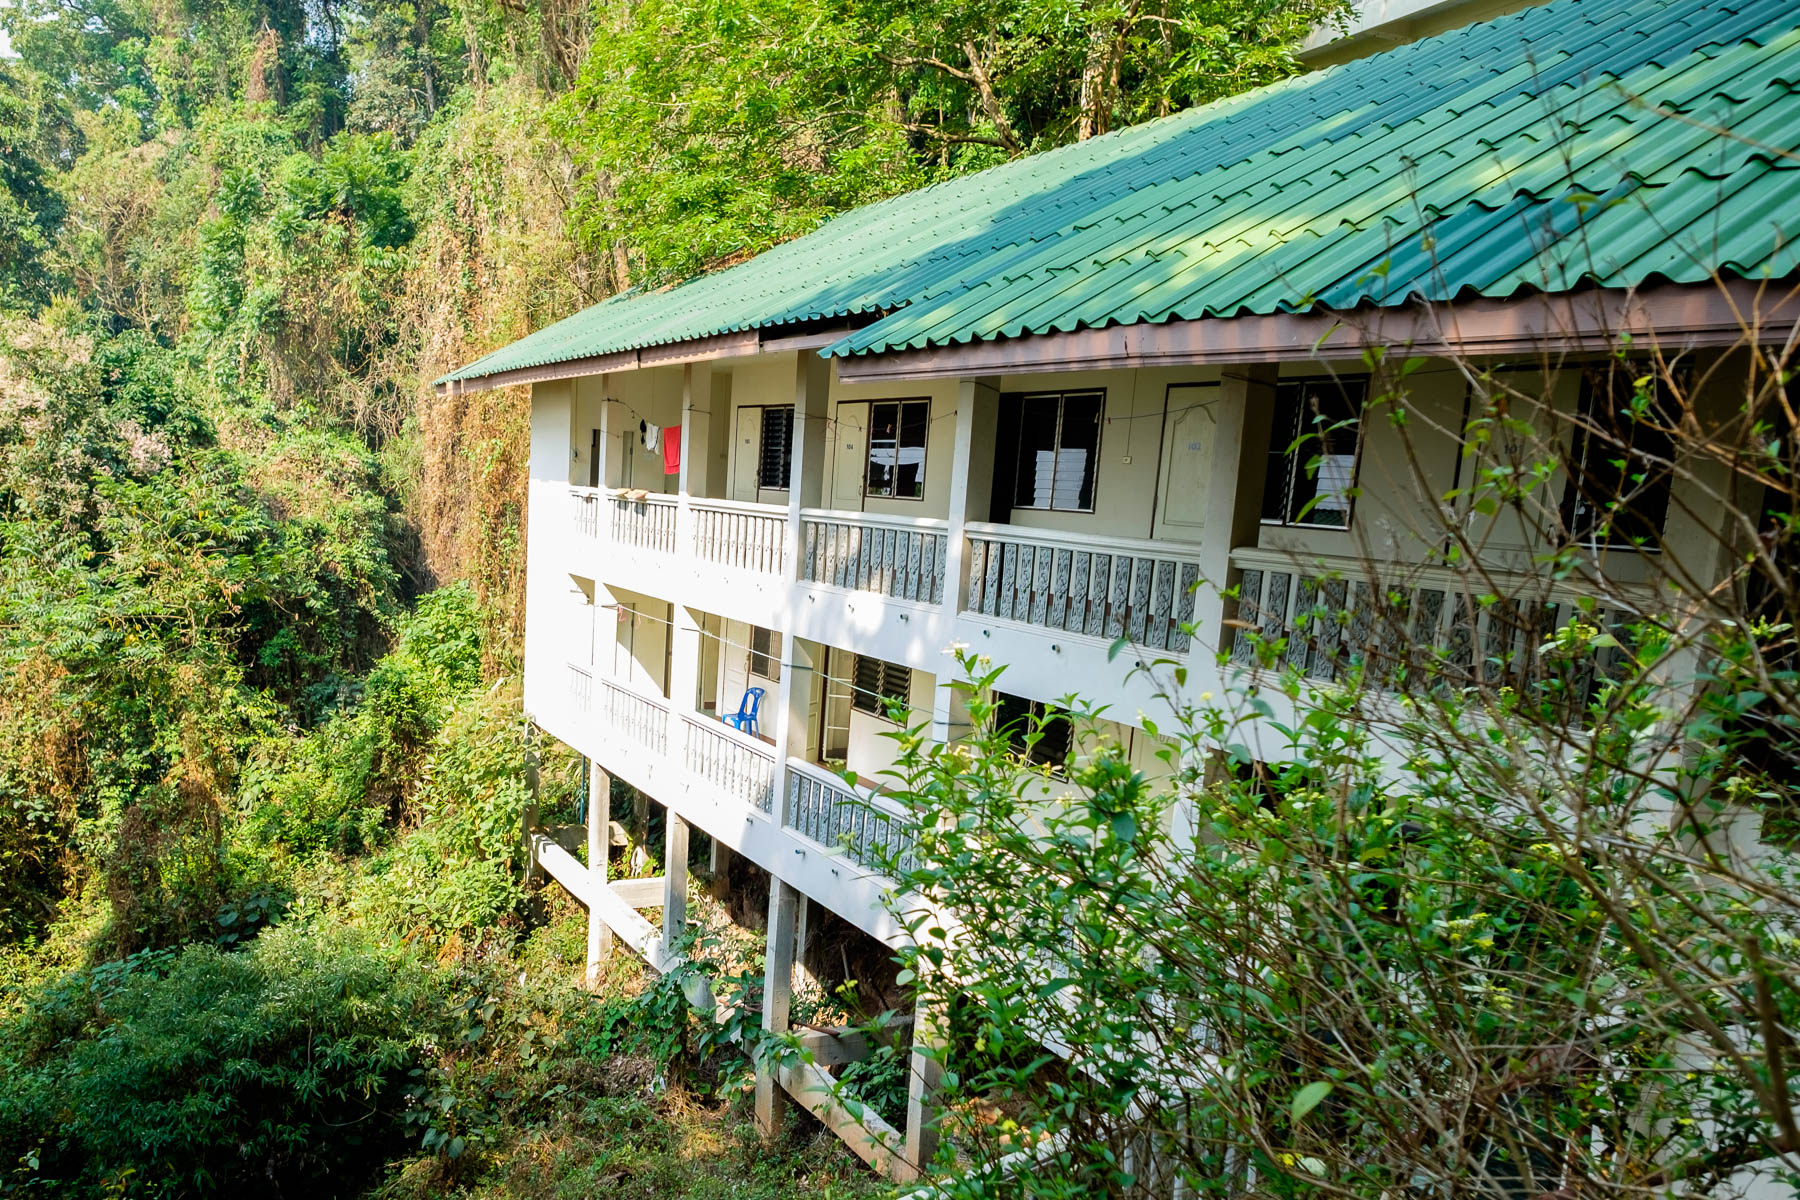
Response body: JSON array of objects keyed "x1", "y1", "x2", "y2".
[{"x1": 961, "y1": 41, "x2": 1022, "y2": 153}]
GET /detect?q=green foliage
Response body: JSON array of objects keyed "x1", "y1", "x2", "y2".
[
  {"x1": 0, "y1": 62, "x2": 70, "y2": 312},
  {"x1": 0, "y1": 0, "x2": 1363, "y2": 1193},
  {"x1": 888, "y1": 609, "x2": 1800, "y2": 1197},
  {"x1": 0, "y1": 920, "x2": 454, "y2": 1198},
  {"x1": 347, "y1": 680, "x2": 532, "y2": 945},
  {"x1": 0, "y1": 318, "x2": 401, "y2": 949},
  {"x1": 242, "y1": 583, "x2": 485, "y2": 855},
  {"x1": 556, "y1": 0, "x2": 1347, "y2": 281}
]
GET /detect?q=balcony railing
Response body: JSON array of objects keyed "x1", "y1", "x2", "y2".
[
  {"x1": 784, "y1": 759, "x2": 919, "y2": 876},
  {"x1": 692, "y1": 498, "x2": 786, "y2": 575},
  {"x1": 683, "y1": 713, "x2": 776, "y2": 814},
  {"x1": 560, "y1": 665, "x2": 918, "y2": 885},
  {"x1": 568, "y1": 486, "x2": 603, "y2": 541},
  {"x1": 800, "y1": 509, "x2": 948, "y2": 604},
  {"x1": 599, "y1": 677, "x2": 670, "y2": 756},
  {"x1": 1229, "y1": 547, "x2": 1650, "y2": 704},
  {"x1": 965, "y1": 523, "x2": 1202, "y2": 652},
  {"x1": 609, "y1": 492, "x2": 678, "y2": 554},
  {"x1": 568, "y1": 663, "x2": 594, "y2": 712}
]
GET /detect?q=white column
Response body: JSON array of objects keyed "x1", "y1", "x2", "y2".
[
  {"x1": 771, "y1": 353, "x2": 830, "y2": 819},
  {"x1": 783, "y1": 352, "x2": 831, "y2": 547},
  {"x1": 1188, "y1": 365, "x2": 1277, "y2": 681},
  {"x1": 586, "y1": 758, "x2": 612, "y2": 982},
  {"x1": 792, "y1": 893, "x2": 814, "y2": 992},
  {"x1": 676, "y1": 364, "x2": 702, "y2": 573},
  {"x1": 756, "y1": 877, "x2": 801, "y2": 1135},
  {"x1": 769, "y1": 637, "x2": 817, "y2": 825},
  {"x1": 594, "y1": 374, "x2": 615, "y2": 488},
  {"x1": 708, "y1": 837, "x2": 733, "y2": 901},
  {"x1": 679, "y1": 361, "x2": 725, "y2": 501},
  {"x1": 1179, "y1": 364, "x2": 1277, "y2": 849},
  {"x1": 932, "y1": 375, "x2": 1001, "y2": 743}
]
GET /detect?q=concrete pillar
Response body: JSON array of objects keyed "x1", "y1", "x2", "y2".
[
  {"x1": 770, "y1": 354, "x2": 829, "y2": 817},
  {"x1": 903, "y1": 996, "x2": 947, "y2": 1174},
  {"x1": 662, "y1": 812, "x2": 689, "y2": 948},
  {"x1": 1192, "y1": 365, "x2": 1279, "y2": 647},
  {"x1": 586, "y1": 759, "x2": 612, "y2": 982},
  {"x1": 787, "y1": 353, "x2": 831, "y2": 514},
  {"x1": 677, "y1": 361, "x2": 730, "y2": 502},
  {"x1": 706, "y1": 369, "x2": 734, "y2": 497},
  {"x1": 1182, "y1": 363, "x2": 1277, "y2": 841},
  {"x1": 933, "y1": 375, "x2": 1001, "y2": 743},
  {"x1": 756, "y1": 877, "x2": 801, "y2": 1135},
  {"x1": 631, "y1": 788, "x2": 651, "y2": 873},
  {"x1": 670, "y1": 604, "x2": 703, "y2": 715},
  {"x1": 678, "y1": 363, "x2": 708, "y2": 500},
  {"x1": 768, "y1": 637, "x2": 818, "y2": 822}
]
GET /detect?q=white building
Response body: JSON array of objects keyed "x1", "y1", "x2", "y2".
[{"x1": 440, "y1": 0, "x2": 1800, "y2": 1179}]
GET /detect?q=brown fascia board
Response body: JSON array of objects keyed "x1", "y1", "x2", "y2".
[
  {"x1": 434, "y1": 329, "x2": 762, "y2": 395},
  {"x1": 433, "y1": 321, "x2": 866, "y2": 395},
  {"x1": 831, "y1": 278, "x2": 1800, "y2": 384}
]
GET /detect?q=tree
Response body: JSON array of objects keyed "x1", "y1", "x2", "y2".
[
  {"x1": 0, "y1": 62, "x2": 71, "y2": 311},
  {"x1": 554, "y1": 0, "x2": 1348, "y2": 283}
]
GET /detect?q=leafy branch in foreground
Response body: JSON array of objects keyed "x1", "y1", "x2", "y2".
[{"x1": 880, "y1": 331, "x2": 1800, "y2": 1198}]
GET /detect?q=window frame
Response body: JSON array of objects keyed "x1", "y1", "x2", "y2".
[
  {"x1": 755, "y1": 405, "x2": 793, "y2": 492},
  {"x1": 994, "y1": 690, "x2": 1074, "y2": 772},
  {"x1": 862, "y1": 398, "x2": 930, "y2": 502},
  {"x1": 1560, "y1": 364, "x2": 1677, "y2": 551},
  {"x1": 1260, "y1": 376, "x2": 1368, "y2": 530},
  {"x1": 851, "y1": 654, "x2": 911, "y2": 720},
  {"x1": 1007, "y1": 389, "x2": 1104, "y2": 514},
  {"x1": 749, "y1": 626, "x2": 782, "y2": 682}
]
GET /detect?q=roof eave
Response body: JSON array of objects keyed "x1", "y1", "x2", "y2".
[
  {"x1": 830, "y1": 278, "x2": 1800, "y2": 383},
  {"x1": 433, "y1": 324, "x2": 861, "y2": 395}
]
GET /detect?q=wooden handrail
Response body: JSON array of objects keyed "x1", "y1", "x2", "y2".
[
  {"x1": 800, "y1": 506, "x2": 949, "y2": 533},
  {"x1": 681, "y1": 710, "x2": 777, "y2": 761},
  {"x1": 692, "y1": 496, "x2": 789, "y2": 518},
  {"x1": 965, "y1": 520, "x2": 1202, "y2": 561},
  {"x1": 1228, "y1": 546, "x2": 1658, "y2": 613}
]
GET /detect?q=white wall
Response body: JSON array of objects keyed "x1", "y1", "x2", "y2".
[
  {"x1": 606, "y1": 365, "x2": 686, "y2": 492},
  {"x1": 607, "y1": 585, "x2": 671, "y2": 697},
  {"x1": 992, "y1": 367, "x2": 1225, "y2": 540},
  {"x1": 842, "y1": 665, "x2": 934, "y2": 786},
  {"x1": 523, "y1": 378, "x2": 575, "y2": 723}
]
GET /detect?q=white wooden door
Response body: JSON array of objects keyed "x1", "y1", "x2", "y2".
[
  {"x1": 1153, "y1": 383, "x2": 1221, "y2": 540},
  {"x1": 832, "y1": 403, "x2": 868, "y2": 510},
  {"x1": 732, "y1": 407, "x2": 761, "y2": 502}
]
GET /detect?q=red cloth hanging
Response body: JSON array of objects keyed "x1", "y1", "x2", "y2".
[{"x1": 663, "y1": 424, "x2": 681, "y2": 475}]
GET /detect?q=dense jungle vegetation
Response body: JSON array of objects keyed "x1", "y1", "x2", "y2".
[{"x1": 0, "y1": 1, "x2": 1340, "y2": 1194}]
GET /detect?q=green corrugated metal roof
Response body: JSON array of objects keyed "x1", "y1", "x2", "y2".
[{"x1": 442, "y1": 0, "x2": 1800, "y2": 384}]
